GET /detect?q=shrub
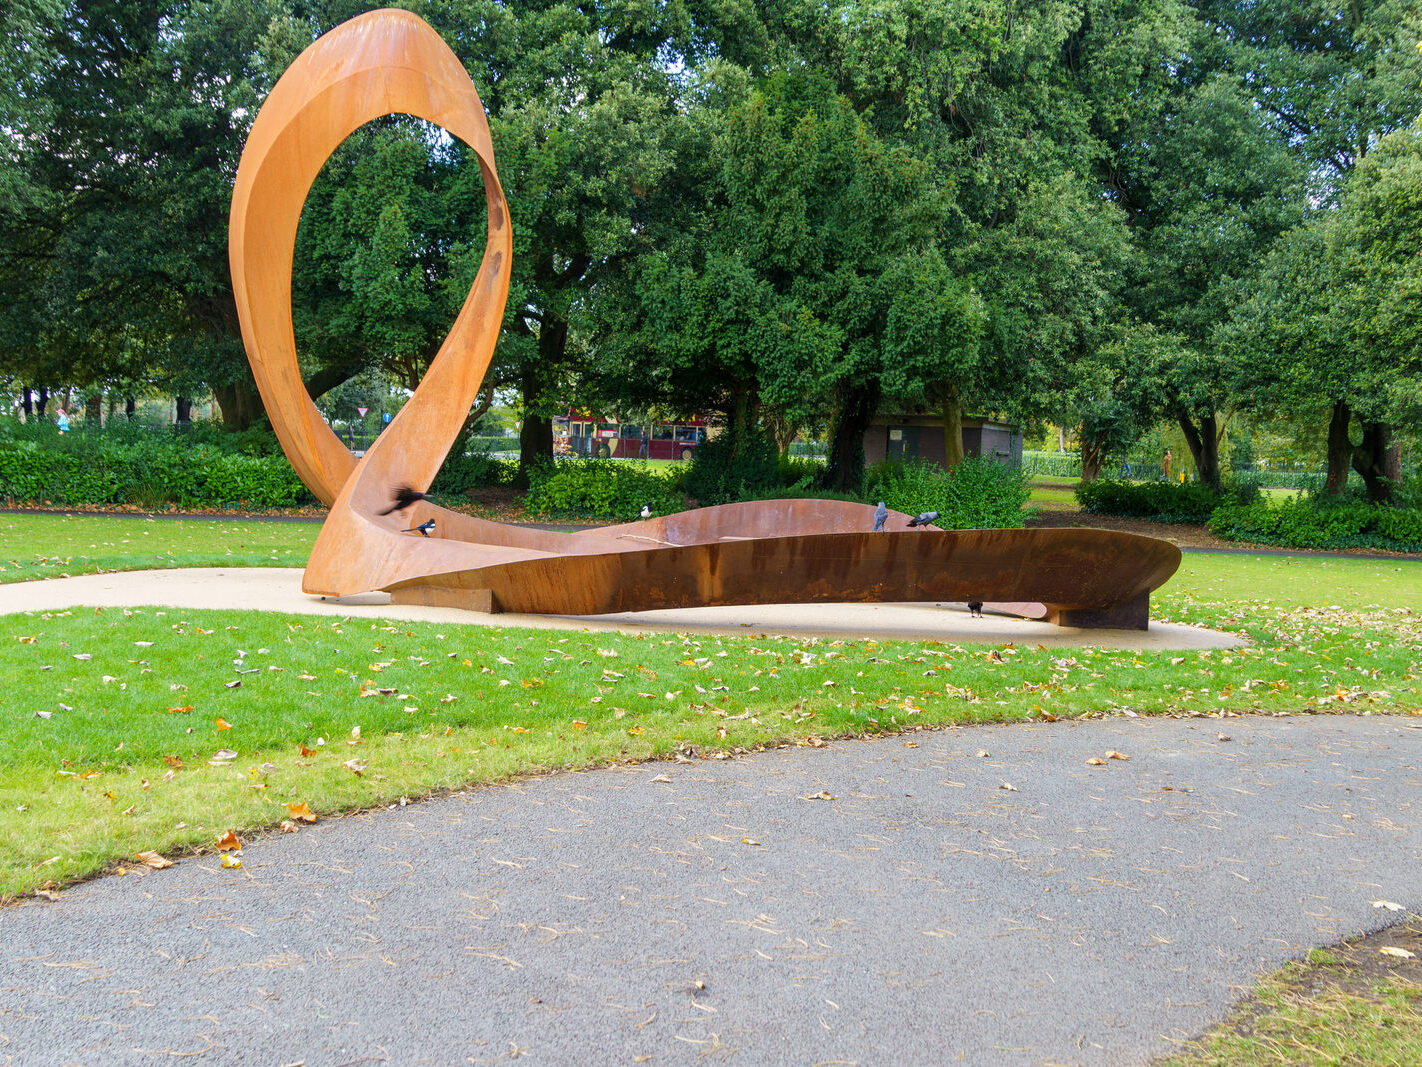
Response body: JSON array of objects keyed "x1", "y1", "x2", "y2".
[
  {"x1": 0, "y1": 434, "x2": 312, "y2": 509},
  {"x1": 525, "y1": 458, "x2": 682, "y2": 520},
  {"x1": 1075, "y1": 479, "x2": 1228, "y2": 523},
  {"x1": 684, "y1": 425, "x2": 781, "y2": 506},
  {"x1": 429, "y1": 448, "x2": 512, "y2": 496},
  {"x1": 863, "y1": 458, "x2": 1031, "y2": 529},
  {"x1": 1207, "y1": 498, "x2": 1422, "y2": 552}
]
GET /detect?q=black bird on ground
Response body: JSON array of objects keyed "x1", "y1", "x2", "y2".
[
  {"x1": 403, "y1": 519, "x2": 436, "y2": 537},
  {"x1": 379, "y1": 485, "x2": 430, "y2": 515},
  {"x1": 872, "y1": 501, "x2": 888, "y2": 531},
  {"x1": 967, "y1": 601, "x2": 984, "y2": 618},
  {"x1": 906, "y1": 511, "x2": 940, "y2": 527}
]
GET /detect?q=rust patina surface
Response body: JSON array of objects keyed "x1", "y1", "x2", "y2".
[{"x1": 231, "y1": 9, "x2": 1179, "y2": 629}]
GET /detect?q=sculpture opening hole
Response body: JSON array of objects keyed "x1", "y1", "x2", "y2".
[{"x1": 293, "y1": 115, "x2": 489, "y2": 450}]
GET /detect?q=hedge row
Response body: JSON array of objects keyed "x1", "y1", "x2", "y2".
[
  {"x1": 525, "y1": 459, "x2": 683, "y2": 520},
  {"x1": 1074, "y1": 479, "x2": 1228, "y2": 524},
  {"x1": 1207, "y1": 499, "x2": 1422, "y2": 552},
  {"x1": 0, "y1": 440, "x2": 312, "y2": 508}
]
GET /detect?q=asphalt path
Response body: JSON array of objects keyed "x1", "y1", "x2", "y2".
[{"x1": 4, "y1": 714, "x2": 1420, "y2": 1066}]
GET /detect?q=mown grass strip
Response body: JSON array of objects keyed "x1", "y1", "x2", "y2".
[
  {"x1": 0, "y1": 513, "x2": 319, "y2": 583},
  {"x1": 4, "y1": 566, "x2": 1420, "y2": 899}
]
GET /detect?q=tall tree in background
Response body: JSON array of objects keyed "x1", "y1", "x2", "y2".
[
  {"x1": 1201, "y1": 0, "x2": 1422, "y2": 488},
  {"x1": 0, "y1": 0, "x2": 289, "y2": 427},
  {"x1": 587, "y1": 73, "x2": 985, "y2": 491},
  {"x1": 1115, "y1": 74, "x2": 1306, "y2": 488}
]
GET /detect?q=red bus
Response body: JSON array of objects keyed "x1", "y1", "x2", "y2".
[{"x1": 553, "y1": 409, "x2": 709, "y2": 461}]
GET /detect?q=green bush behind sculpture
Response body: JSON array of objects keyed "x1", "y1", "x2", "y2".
[
  {"x1": 1074, "y1": 479, "x2": 1229, "y2": 523},
  {"x1": 0, "y1": 436, "x2": 312, "y2": 508},
  {"x1": 1208, "y1": 498, "x2": 1422, "y2": 552},
  {"x1": 863, "y1": 458, "x2": 1032, "y2": 529},
  {"x1": 525, "y1": 458, "x2": 683, "y2": 519}
]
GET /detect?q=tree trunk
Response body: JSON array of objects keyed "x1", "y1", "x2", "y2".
[
  {"x1": 940, "y1": 396, "x2": 964, "y2": 469},
  {"x1": 1080, "y1": 432, "x2": 1106, "y2": 482},
  {"x1": 20, "y1": 389, "x2": 33, "y2": 419},
  {"x1": 175, "y1": 396, "x2": 193, "y2": 425},
  {"x1": 213, "y1": 381, "x2": 263, "y2": 430},
  {"x1": 85, "y1": 394, "x2": 103, "y2": 424},
  {"x1": 35, "y1": 387, "x2": 49, "y2": 417},
  {"x1": 1351, "y1": 421, "x2": 1395, "y2": 505},
  {"x1": 825, "y1": 383, "x2": 880, "y2": 492},
  {"x1": 1324, "y1": 400, "x2": 1352, "y2": 495},
  {"x1": 125, "y1": 396, "x2": 137, "y2": 418},
  {"x1": 1177, "y1": 410, "x2": 1220, "y2": 490}
]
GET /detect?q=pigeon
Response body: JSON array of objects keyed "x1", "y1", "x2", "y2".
[
  {"x1": 906, "y1": 511, "x2": 940, "y2": 528},
  {"x1": 872, "y1": 501, "x2": 888, "y2": 532},
  {"x1": 379, "y1": 485, "x2": 430, "y2": 515},
  {"x1": 967, "y1": 601, "x2": 984, "y2": 618},
  {"x1": 639, "y1": 503, "x2": 653, "y2": 520},
  {"x1": 403, "y1": 519, "x2": 436, "y2": 537}
]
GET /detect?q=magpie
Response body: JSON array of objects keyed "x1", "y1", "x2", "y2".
[
  {"x1": 380, "y1": 485, "x2": 430, "y2": 515},
  {"x1": 404, "y1": 519, "x2": 436, "y2": 537},
  {"x1": 967, "y1": 601, "x2": 984, "y2": 618},
  {"x1": 639, "y1": 503, "x2": 653, "y2": 519}
]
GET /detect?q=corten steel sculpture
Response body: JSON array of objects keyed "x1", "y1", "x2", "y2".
[{"x1": 230, "y1": 9, "x2": 1180, "y2": 630}]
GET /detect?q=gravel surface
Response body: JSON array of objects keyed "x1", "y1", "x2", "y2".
[{"x1": 4, "y1": 714, "x2": 1419, "y2": 1066}]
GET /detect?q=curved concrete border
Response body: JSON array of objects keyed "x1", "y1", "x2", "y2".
[{"x1": 0, "y1": 567, "x2": 1242, "y2": 649}]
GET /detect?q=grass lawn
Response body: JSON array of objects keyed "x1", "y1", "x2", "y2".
[
  {"x1": 1028, "y1": 485, "x2": 1079, "y2": 507},
  {"x1": 0, "y1": 512, "x2": 319, "y2": 583},
  {"x1": 1, "y1": 516, "x2": 1420, "y2": 899},
  {"x1": 1161, "y1": 917, "x2": 1422, "y2": 1065}
]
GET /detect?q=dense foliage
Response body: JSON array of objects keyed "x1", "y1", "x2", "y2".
[
  {"x1": 1208, "y1": 499, "x2": 1422, "y2": 552},
  {"x1": 524, "y1": 459, "x2": 683, "y2": 520},
  {"x1": 864, "y1": 459, "x2": 1032, "y2": 530},
  {"x1": 2, "y1": 2, "x2": 1419, "y2": 487},
  {"x1": 1074, "y1": 480, "x2": 1230, "y2": 524},
  {"x1": 0, "y1": 433, "x2": 311, "y2": 508}
]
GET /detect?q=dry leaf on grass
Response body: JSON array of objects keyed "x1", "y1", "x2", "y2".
[
  {"x1": 287, "y1": 801, "x2": 317, "y2": 823},
  {"x1": 343, "y1": 758, "x2": 365, "y2": 775},
  {"x1": 220, "y1": 853, "x2": 242, "y2": 869},
  {"x1": 280, "y1": 820, "x2": 299, "y2": 833},
  {"x1": 135, "y1": 851, "x2": 173, "y2": 869},
  {"x1": 215, "y1": 717, "x2": 232, "y2": 730},
  {"x1": 1379, "y1": 946, "x2": 1417, "y2": 959}
]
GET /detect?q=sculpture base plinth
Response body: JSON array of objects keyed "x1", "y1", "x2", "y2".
[
  {"x1": 1045, "y1": 592, "x2": 1150, "y2": 631},
  {"x1": 391, "y1": 584, "x2": 502, "y2": 613}
]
